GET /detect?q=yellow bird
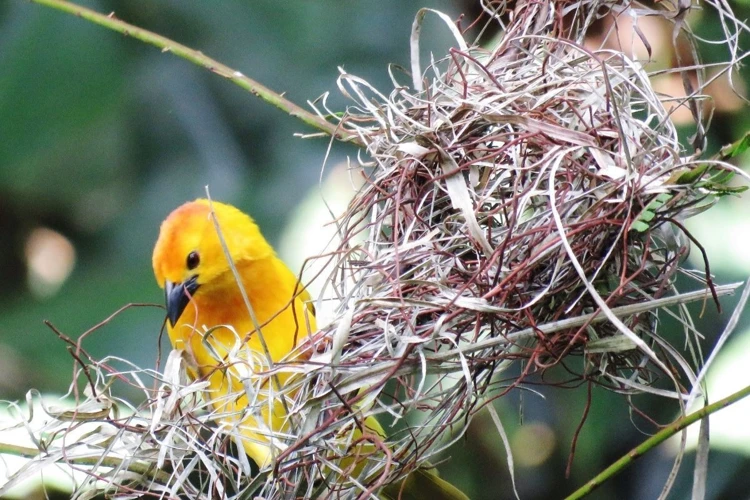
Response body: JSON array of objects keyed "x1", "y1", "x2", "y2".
[{"x1": 152, "y1": 199, "x2": 468, "y2": 499}]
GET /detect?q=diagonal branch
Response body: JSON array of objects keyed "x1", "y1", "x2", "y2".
[
  {"x1": 565, "y1": 382, "x2": 750, "y2": 500},
  {"x1": 30, "y1": 0, "x2": 361, "y2": 146}
]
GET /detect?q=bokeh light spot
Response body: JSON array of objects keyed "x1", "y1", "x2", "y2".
[
  {"x1": 24, "y1": 227, "x2": 76, "y2": 298},
  {"x1": 512, "y1": 422, "x2": 557, "y2": 468}
]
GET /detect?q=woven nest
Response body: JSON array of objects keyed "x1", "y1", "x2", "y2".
[{"x1": 267, "y1": 1, "x2": 744, "y2": 497}]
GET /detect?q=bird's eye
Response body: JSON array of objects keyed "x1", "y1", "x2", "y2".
[{"x1": 186, "y1": 251, "x2": 200, "y2": 270}]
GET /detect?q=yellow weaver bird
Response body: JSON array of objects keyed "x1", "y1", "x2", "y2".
[{"x1": 152, "y1": 199, "x2": 468, "y2": 499}]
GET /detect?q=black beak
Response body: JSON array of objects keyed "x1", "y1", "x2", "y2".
[{"x1": 165, "y1": 275, "x2": 200, "y2": 327}]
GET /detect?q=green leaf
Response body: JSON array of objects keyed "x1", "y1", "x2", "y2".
[
  {"x1": 707, "y1": 169, "x2": 735, "y2": 185},
  {"x1": 674, "y1": 163, "x2": 709, "y2": 185},
  {"x1": 631, "y1": 193, "x2": 673, "y2": 232},
  {"x1": 700, "y1": 183, "x2": 749, "y2": 196},
  {"x1": 720, "y1": 132, "x2": 750, "y2": 159},
  {"x1": 639, "y1": 210, "x2": 656, "y2": 222}
]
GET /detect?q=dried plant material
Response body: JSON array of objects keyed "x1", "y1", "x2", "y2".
[{"x1": 285, "y1": 1, "x2": 749, "y2": 496}]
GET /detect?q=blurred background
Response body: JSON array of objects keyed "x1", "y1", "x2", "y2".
[{"x1": 1, "y1": 0, "x2": 749, "y2": 498}]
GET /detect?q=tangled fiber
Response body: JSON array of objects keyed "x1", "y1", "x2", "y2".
[{"x1": 278, "y1": 0, "x2": 747, "y2": 496}]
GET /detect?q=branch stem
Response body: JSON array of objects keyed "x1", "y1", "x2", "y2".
[
  {"x1": 0, "y1": 441, "x2": 173, "y2": 485},
  {"x1": 566, "y1": 382, "x2": 750, "y2": 499},
  {"x1": 30, "y1": 0, "x2": 360, "y2": 146}
]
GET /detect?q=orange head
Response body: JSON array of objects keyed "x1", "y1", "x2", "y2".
[{"x1": 152, "y1": 199, "x2": 274, "y2": 326}]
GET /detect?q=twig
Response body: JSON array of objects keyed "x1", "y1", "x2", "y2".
[
  {"x1": 29, "y1": 0, "x2": 361, "y2": 146},
  {"x1": 565, "y1": 382, "x2": 750, "y2": 500},
  {"x1": 0, "y1": 440, "x2": 173, "y2": 485}
]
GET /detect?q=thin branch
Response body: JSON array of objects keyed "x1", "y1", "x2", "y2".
[
  {"x1": 565, "y1": 382, "x2": 750, "y2": 500},
  {"x1": 0, "y1": 440, "x2": 174, "y2": 485},
  {"x1": 29, "y1": 0, "x2": 361, "y2": 146}
]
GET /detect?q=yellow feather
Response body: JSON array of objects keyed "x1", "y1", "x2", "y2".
[
  {"x1": 152, "y1": 199, "x2": 467, "y2": 498},
  {"x1": 153, "y1": 199, "x2": 313, "y2": 467}
]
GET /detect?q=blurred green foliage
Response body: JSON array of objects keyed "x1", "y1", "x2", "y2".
[{"x1": 1, "y1": 1, "x2": 749, "y2": 499}]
